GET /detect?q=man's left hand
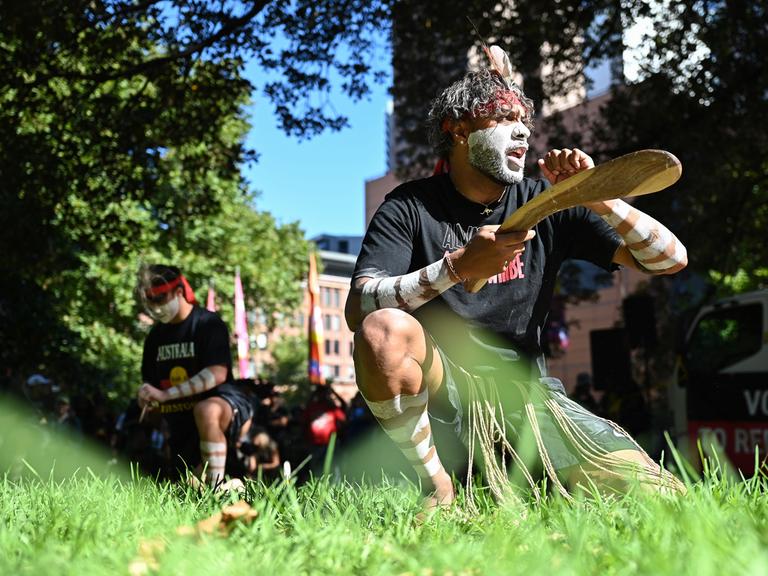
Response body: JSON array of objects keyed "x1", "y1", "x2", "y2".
[{"x1": 538, "y1": 148, "x2": 594, "y2": 185}]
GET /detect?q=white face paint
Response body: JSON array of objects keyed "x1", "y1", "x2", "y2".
[
  {"x1": 147, "y1": 294, "x2": 180, "y2": 324},
  {"x1": 467, "y1": 121, "x2": 530, "y2": 184}
]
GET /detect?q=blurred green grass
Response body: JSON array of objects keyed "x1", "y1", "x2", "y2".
[
  {"x1": 2, "y1": 398, "x2": 768, "y2": 576},
  {"x1": 0, "y1": 396, "x2": 129, "y2": 482}
]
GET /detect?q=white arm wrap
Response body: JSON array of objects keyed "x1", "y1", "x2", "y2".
[
  {"x1": 360, "y1": 258, "x2": 457, "y2": 314},
  {"x1": 600, "y1": 200, "x2": 687, "y2": 273},
  {"x1": 166, "y1": 368, "x2": 218, "y2": 399}
]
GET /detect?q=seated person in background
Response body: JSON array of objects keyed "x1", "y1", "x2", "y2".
[
  {"x1": 237, "y1": 427, "x2": 281, "y2": 482},
  {"x1": 303, "y1": 384, "x2": 347, "y2": 471}
]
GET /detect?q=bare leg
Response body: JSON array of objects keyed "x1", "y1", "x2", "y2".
[
  {"x1": 193, "y1": 397, "x2": 233, "y2": 487},
  {"x1": 354, "y1": 308, "x2": 454, "y2": 507}
]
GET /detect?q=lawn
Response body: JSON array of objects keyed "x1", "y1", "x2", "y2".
[{"x1": 2, "y1": 400, "x2": 768, "y2": 576}]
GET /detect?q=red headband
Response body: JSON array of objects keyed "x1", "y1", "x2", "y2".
[
  {"x1": 439, "y1": 90, "x2": 526, "y2": 135},
  {"x1": 146, "y1": 275, "x2": 197, "y2": 304},
  {"x1": 472, "y1": 89, "x2": 525, "y2": 118}
]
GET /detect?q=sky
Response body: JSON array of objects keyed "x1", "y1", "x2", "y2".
[{"x1": 242, "y1": 60, "x2": 392, "y2": 241}]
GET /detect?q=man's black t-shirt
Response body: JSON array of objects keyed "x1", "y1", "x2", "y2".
[
  {"x1": 353, "y1": 174, "x2": 621, "y2": 366},
  {"x1": 141, "y1": 306, "x2": 234, "y2": 413}
]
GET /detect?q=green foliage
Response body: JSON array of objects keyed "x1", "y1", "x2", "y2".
[
  {"x1": 266, "y1": 333, "x2": 310, "y2": 387},
  {"x1": 0, "y1": 2, "x2": 390, "y2": 404},
  {"x1": 708, "y1": 268, "x2": 768, "y2": 298},
  {"x1": 566, "y1": 1, "x2": 768, "y2": 286}
]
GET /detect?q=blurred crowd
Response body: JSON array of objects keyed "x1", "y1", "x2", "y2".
[
  {"x1": 3, "y1": 370, "x2": 667, "y2": 480},
  {"x1": 3, "y1": 372, "x2": 377, "y2": 484}
]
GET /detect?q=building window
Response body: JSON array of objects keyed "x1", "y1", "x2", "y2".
[
  {"x1": 323, "y1": 314, "x2": 341, "y2": 332},
  {"x1": 334, "y1": 340, "x2": 340, "y2": 355},
  {"x1": 333, "y1": 288, "x2": 341, "y2": 308},
  {"x1": 324, "y1": 340, "x2": 331, "y2": 356},
  {"x1": 333, "y1": 365, "x2": 340, "y2": 378},
  {"x1": 349, "y1": 341, "x2": 354, "y2": 356}
]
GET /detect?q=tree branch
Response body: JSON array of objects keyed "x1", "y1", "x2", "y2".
[{"x1": 39, "y1": 0, "x2": 271, "y2": 85}]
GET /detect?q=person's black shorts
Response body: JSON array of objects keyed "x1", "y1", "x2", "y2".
[
  {"x1": 427, "y1": 337, "x2": 639, "y2": 471},
  {"x1": 163, "y1": 382, "x2": 255, "y2": 475}
]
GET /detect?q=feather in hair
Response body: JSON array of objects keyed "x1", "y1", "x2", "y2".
[
  {"x1": 482, "y1": 44, "x2": 514, "y2": 88},
  {"x1": 466, "y1": 19, "x2": 515, "y2": 87}
]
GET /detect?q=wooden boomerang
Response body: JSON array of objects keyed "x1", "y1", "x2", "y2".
[{"x1": 465, "y1": 149, "x2": 682, "y2": 293}]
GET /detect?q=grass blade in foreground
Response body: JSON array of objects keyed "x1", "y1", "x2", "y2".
[{"x1": 2, "y1": 469, "x2": 768, "y2": 576}]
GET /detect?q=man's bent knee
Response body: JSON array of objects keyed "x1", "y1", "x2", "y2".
[
  {"x1": 355, "y1": 308, "x2": 423, "y2": 357},
  {"x1": 354, "y1": 308, "x2": 432, "y2": 399},
  {"x1": 193, "y1": 397, "x2": 226, "y2": 424}
]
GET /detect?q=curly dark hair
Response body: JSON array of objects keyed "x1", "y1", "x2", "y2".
[{"x1": 426, "y1": 69, "x2": 534, "y2": 159}]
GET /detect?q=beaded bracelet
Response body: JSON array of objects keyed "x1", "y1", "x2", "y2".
[{"x1": 444, "y1": 254, "x2": 465, "y2": 283}]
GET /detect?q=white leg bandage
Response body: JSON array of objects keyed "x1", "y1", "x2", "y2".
[
  {"x1": 167, "y1": 368, "x2": 217, "y2": 399},
  {"x1": 360, "y1": 258, "x2": 457, "y2": 314},
  {"x1": 362, "y1": 389, "x2": 447, "y2": 488},
  {"x1": 601, "y1": 200, "x2": 687, "y2": 273},
  {"x1": 199, "y1": 441, "x2": 227, "y2": 487}
]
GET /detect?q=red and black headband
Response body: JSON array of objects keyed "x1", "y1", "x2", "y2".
[
  {"x1": 146, "y1": 275, "x2": 197, "y2": 305},
  {"x1": 472, "y1": 89, "x2": 525, "y2": 118}
]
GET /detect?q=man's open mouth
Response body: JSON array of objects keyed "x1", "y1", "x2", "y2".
[{"x1": 507, "y1": 146, "x2": 527, "y2": 159}]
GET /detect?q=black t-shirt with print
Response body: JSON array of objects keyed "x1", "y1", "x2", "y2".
[
  {"x1": 141, "y1": 306, "x2": 234, "y2": 413},
  {"x1": 353, "y1": 173, "x2": 622, "y2": 368}
]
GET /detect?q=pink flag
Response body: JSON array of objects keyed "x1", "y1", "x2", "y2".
[
  {"x1": 307, "y1": 251, "x2": 325, "y2": 385},
  {"x1": 234, "y1": 268, "x2": 251, "y2": 379},
  {"x1": 206, "y1": 280, "x2": 216, "y2": 312}
]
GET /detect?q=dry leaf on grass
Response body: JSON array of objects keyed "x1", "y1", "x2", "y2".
[
  {"x1": 177, "y1": 499, "x2": 259, "y2": 536},
  {"x1": 129, "y1": 500, "x2": 258, "y2": 573},
  {"x1": 128, "y1": 538, "x2": 167, "y2": 576}
]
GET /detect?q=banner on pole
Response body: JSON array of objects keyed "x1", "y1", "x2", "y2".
[
  {"x1": 206, "y1": 279, "x2": 216, "y2": 312},
  {"x1": 307, "y1": 252, "x2": 325, "y2": 385},
  {"x1": 234, "y1": 268, "x2": 251, "y2": 379}
]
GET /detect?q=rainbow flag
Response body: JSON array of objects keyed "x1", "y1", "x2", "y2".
[
  {"x1": 234, "y1": 268, "x2": 251, "y2": 379},
  {"x1": 307, "y1": 251, "x2": 325, "y2": 384}
]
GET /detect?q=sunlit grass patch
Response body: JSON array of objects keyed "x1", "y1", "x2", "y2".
[{"x1": 2, "y1": 398, "x2": 768, "y2": 575}]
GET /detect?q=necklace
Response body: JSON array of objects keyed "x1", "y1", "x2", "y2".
[{"x1": 478, "y1": 187, "x2": 509, "y2": 216}]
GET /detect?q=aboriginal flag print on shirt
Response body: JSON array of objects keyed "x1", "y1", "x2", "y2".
[
  {"x1": 353, "y1": 174, "x2": 622, "y2": 362},
  {"x1": 141, "y1": 306, "x2": 234, "y2": 412}
]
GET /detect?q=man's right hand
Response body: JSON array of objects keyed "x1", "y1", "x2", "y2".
[
  {"x1": 449, "y1": 225, "x2": 536, "y2": 281},
  {"x1": 137, "y1": 383, "x2": 164, "y2": 411}
]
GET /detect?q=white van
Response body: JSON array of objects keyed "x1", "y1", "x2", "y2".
[{"x1": 668, "y1": 289, "x2": 768, "y2": 473}]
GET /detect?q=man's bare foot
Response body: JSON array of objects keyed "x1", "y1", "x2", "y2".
[
  {"x1": 422, "y1": 489, "x2": 454, "y2": 511},
  {"x1": 422, "y1": 473, "x2": 455, "y2": 511}
]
